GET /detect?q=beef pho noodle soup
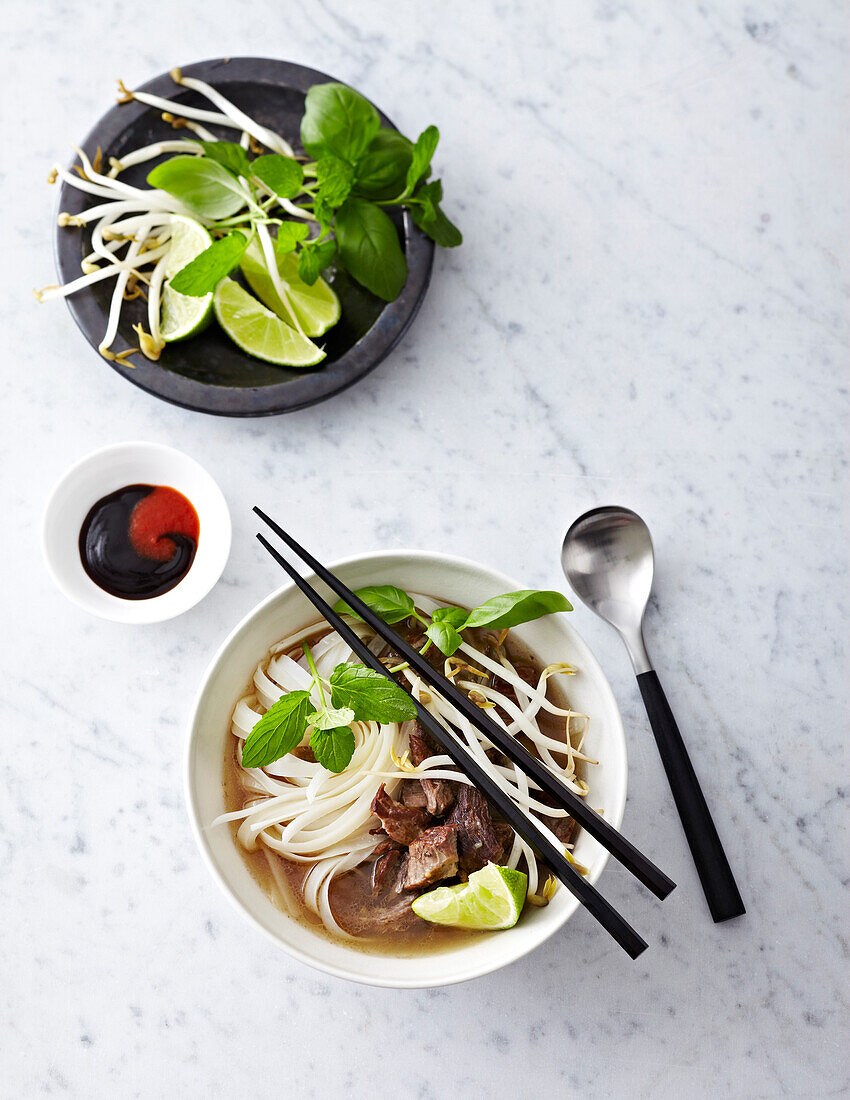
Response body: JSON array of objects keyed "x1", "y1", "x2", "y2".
[{"x1": 216, "y1": 593, "x2": 595, "y2": 952}]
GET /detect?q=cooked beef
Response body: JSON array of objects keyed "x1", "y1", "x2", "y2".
[
  {"x1": 371, "y1": 837, "x2": 403, "y2": 857},
  {"x1": 406, "y1": 724, "x2": 457, "y2": 816},
  {"x1": 372, "y1": 848, "x2": 403, "y2": 894},
  {"x1": 371, "y1": 784, "x2": 430, "y2": 845},
  {"x1": 446, "y1": 784, "x2": 511, "y2": 874},
  {"x1": 494, "y1": 821, "x2": 514, "y2": 852},
  {"x1": 405, "y1": 825, "x2": 459, "y2": 890},
  {"x1": 421, "y1": 778, "x2": 455, "y2": 817},
  {"x1": 400, "y1": 779, "x2": 429, "y2": 809},
  {"x1": 545, "y1": 814, "x2": 577, "y2": 846}
]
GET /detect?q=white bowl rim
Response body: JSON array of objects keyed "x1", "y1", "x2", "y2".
[
  {"x1": 184, "y1": 548, "x2": 628, "y2": 988},
  {"x1": 41, "y1": 440, "x2": 231, "y2": 624}
]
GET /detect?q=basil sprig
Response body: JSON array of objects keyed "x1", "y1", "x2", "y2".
[
  {"x1": 334, "y1": 586, "x2": 572, "y2": 658},
  {"x1": 240, "y1": 643, "x2": 416, "y2": 773},
  {"x1": 146, "y1": 82, "x2": 460, "y2": 303}
]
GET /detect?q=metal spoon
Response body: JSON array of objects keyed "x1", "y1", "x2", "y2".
[{"x1": 561, "y1": 506, "x2": 745, "y2": 923}]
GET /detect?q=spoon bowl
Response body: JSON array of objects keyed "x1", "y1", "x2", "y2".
[{"x1": 561, "y1": 506, "x2": 654, "y2": 672}]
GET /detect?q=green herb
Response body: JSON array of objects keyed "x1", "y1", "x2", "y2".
[
  {"x1": 251, "y1": 154, "x2": 304, "y2": 200},
  {"x1": 329, "y1": 664, "x2": 418, "y2": 723},
  {"x1": 168, "y1": 231, "x2": 248, "y2": 296},
  {"x1": 275, "y1": 221, "x2": 310, "y2": 255},
  {"x1": 463, "y1": 590, "x2": 573, "y2": 630},
  {"x1": 333, "y1": 584, "x2": 416, "y2": 624},
  {"x1": 315, "y1": 155, "x2": 355, "y2": 208},
  {"x1": 198, "y1": 140, "x2": 251, "y2": 179},
  {"x1": 310, "y1": 726, "x2": 356, "y2": 773},
  {"x1": 241, "y1": 689, "x2": 312, "y2": 769},
  {"x1": 147, "y1": 155, "x2": 246, "y2": 219},
  {"x1": 301, "y1": 82, "x2": 380, "y2": 162},
  {"x1": 334, "y1": 198, "x2": 407, "y2": 301},
  {"x1": 337, "y1": 586, "x2": 572, "y2": 657},
  {"x1": 405, "y1": 125, "x2": 439, "y2": 194},
  {"x1": 297, "y1": 238, "x2": 337, "y2": 284},
  {"x1": 241, "y1": 642, "x2": 416, "y2": 773},
  {"x1": 409, "y1": 179, "x2": 463, "y2": 247},
  {"x1": 353, "y1": 130, "x2": 413, "y2": 199}
]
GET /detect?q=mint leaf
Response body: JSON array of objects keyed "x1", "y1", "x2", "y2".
[
  {"x1": 297, "y1": 238, "x2": 336, "y2": 285},
  {"x1": 198, "y1": 141, "x2": 250, "y2": 179},
  {"x1": 275, "y1": 221, "x2": 310, "y2": 255},
  {"x1": 410, "y1": 179, "x2": 462, "y2": 247},
  {"x1": 354, "y1": 130, "x2": 412, "y2": 200},
  {"x1": 425, "y1": 620, "x2": 464, "y2": 656},
  {"x1": 241, "y1": 690, "x2": 311, "y2": 769},
  {"x1": 147, "y1": 156, "x2": 246, "y2": 219},
  {"x1": 405, "y1": 125, "x2": 439, "y2": 193},
  {"x1": 316, "y1": 154, "x2": 355, "y2": 208},
  {"x1": 310, "y1": 704, "x2": 355, "y2": 731},
  {"x1": 329, "y1": 664, "x2": 417, "y2": 723},
  {"x1": 463, "y1": 590, "x2": 572, "y2": 630},
  {"x1": 310, "y1": 726, "x2": 356, "y2": 773},
  {"x1": 301, "y1": 82, "x2": 380, "y2": 162},
  {"x1": 334, "y1": 198, "x2": 407, "y2": 301},
  {"x1": 333, "y1": 584, "x2": 415, "y2": 624},
  {"x1": 252, "y1": 154, "x2": 304, "y2": 200},
  {"x1": 169, "y1": 231, "x2": 248, "y2": 296}
]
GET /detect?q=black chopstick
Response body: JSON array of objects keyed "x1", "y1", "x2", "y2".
[
  {"x1": 255, "y1": 530, "x2": 649, "y2": 959},
  {"x1": 254, "y1": 507, "x2": 675, "y2": 902}
]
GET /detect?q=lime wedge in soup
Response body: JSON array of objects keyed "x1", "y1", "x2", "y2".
[
  {"x1": 213, "y1": 278, "x2": 326, "y2": 367},
  {"x1": 411, "y1": 862, "x2": 528, "y2": 930},
  {"x1": 159, "y1": 215, "x2": 214, "y2": 342},
  {"x1": 240, "y1": 235, "x2": 340, "y2": 337}
]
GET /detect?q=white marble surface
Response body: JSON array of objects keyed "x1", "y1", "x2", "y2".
[{"x1": 2, "y1": 1, "x2": 847, "y2": 1096}]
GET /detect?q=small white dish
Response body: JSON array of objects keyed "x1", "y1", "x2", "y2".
[
  {"x1": 185, "y1": 550, "x2": 628, "y2": 987},
  {"x1": 42, "y1": 441, "x2": 231, "y2": 624}
]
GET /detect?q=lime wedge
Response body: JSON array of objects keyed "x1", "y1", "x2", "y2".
[
  {"x1": 411, "y1": 863, "x2": 528, "y2": 931},
  {"x1": 213, "y1": 278, "x2": 326, "y2": 367},
  {"x1": 240, "y1": 235, "x2": 340, "y2": 337},
  {"x1": 160, "y1": 215, "x2": 214, "y2": 342}
]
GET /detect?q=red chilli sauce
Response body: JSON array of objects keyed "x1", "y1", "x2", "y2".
[{"x1": 79, "y1": 484, "x2": 200, "y2": 600}]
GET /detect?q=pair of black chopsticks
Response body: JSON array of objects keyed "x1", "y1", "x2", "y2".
[{"x1": 254, "y1": 507, "x2": 675, "y2": 959}]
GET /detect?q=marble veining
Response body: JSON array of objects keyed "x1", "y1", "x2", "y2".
[{"x1": 1, "y1": 0, "x2": 847, "y2": 1096}]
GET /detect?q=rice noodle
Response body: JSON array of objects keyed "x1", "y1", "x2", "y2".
[{"x1": 213, "y1": 602, "x2": 594, "y2": 934}]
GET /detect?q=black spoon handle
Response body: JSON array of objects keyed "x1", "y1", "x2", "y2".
[{"x1": 636, "y1": 671, "x2": 746, "y2": 923}]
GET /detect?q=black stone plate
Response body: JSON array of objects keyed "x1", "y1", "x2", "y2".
[{"x1": 54, "y1": 58, "x2": 435, "y2": 417}]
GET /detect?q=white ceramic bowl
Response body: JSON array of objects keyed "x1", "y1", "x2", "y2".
[
  {"x1": 185, "y1": 551, "x2": 627, "y2": 987},
  {"x1": 42, "y1": 442, "x2": 231, "y2": 624}
]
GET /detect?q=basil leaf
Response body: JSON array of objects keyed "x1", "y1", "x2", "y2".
[
  {"x1": 405, "y1": 125, "x2": 439, "y2": 193},
  {"x1": 334, "y1": 198, "x2": 407, "y2": 301},
  {"x1": 333, "y1": 585, "x2": 415, "y2": 624},
  {"x1": 241, "y1": 690, "x2": 311, "y2": 769},
  {"x1": 168, "y1": 231, "x2": 248, "y2": 296},
  {"x1": 310, "y1": 726, "x2": 356, "y2": 773},
  {"x1": 425, "y1": 620, "x2": 464, "y2": 656},
  {"x1": 310, "y1": 704, "x2": 355, "y2": 731},
  {"x1": 301, "y1": 82, "x2": 380, "y2": 162},
  {"x1": 464, "y1": 590, "x2": 573, "y2": 631},
  {"x1": 329, "y1": 664, "x2": 417, "y2": 723},
  {"x1": 252, "y1": 154, "x2": 304, "y2": 200},
  {"x1": 431, "y1": 606, "x2": 468, "y2": 629},
  {"x1": 354, "y1": 130, "x2": 413, "y2": 199},
  {"x1": 147, "y1": 155, "x2": 246, "y2": 219},
  {"x1": 275, "y1": 221, "x2": 309, "y2": 255},
  {"x1": 198, "y1": 141, "x2": 251, "y2": 179},
  {"x1": 297, "y1": 238, "x2": 336, "y2": 285},
  {"x1": 316, "y1": 155, "x2": 355, "y2": 208},
  {"x1": 410, "y1": 179, "x2": 462, "y2": 247}
]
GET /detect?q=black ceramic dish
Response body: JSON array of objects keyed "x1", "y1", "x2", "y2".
[{"x1": 53, "y1": 57, "x2": 435, "y2": 417}]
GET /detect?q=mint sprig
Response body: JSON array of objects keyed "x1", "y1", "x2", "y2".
[{"x1": 240, "y1": 642, "x2": 416, "y2": 773}]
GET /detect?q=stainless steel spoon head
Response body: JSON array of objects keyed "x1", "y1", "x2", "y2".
[{"x1": 561, "y1": 506, "x2": 655, "y2": 673}]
